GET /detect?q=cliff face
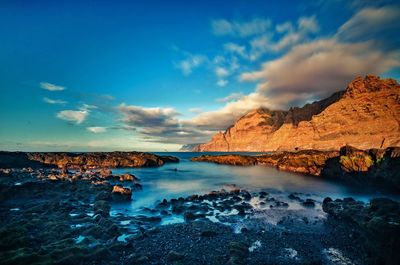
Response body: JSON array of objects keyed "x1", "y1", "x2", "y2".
[{"x1": 195, "y1": 75, "x2": 400, "y2": 151}]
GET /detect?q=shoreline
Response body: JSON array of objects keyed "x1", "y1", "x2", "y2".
[{"x1": 1, "y1": 166, "x2": 400, "y2": 264}]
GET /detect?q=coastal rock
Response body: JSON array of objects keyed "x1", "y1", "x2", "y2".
[
  {"x1": 322, "y1": 197, "x2": 400, "y2": 265},
  {"x1": 167, "y1": 250, "x2": 184, "y2": 261},
  {"x1": 192, "y1": 145, "x2": 400, "y2": 191},
  {"x1": 0, "y1": 151, "x2": 179, "y2": 169},
  {"x1": 119, "y1": 173, "x2": 139, "y2": 182},
  {"x1": 100, "y1": 168, "x2": 112, "y2": 178},
  {"x1": 194, "y1": 75, "x2": 400, "y2": 152},
  {"x1": 94, "y1": 200, "x2": 111, "y2": 216},
  {"x1": 112, "y1": 185, "x2": 132, "y2": 201}
]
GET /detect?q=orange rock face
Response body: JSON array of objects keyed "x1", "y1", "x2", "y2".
[{"x1": 195, "y1": 75, "x2": 400, "y2": 151}]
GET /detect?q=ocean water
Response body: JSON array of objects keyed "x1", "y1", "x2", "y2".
[{"x1": 110, "y1": 152, "x2": 397, "y2": 215}]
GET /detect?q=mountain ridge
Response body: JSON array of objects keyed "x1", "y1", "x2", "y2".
[{"x1": 193, "y1": 75, "x2": 400, "y2": 152}]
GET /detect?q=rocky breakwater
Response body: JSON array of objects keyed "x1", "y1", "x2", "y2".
[
  {"x1": 192, "y1": 145, "x2": 400, "y2": 191},
  {"x1": 0, "y1": 151, "x2": 179, "y2": 169},
  {"x1": 322, "y1": 197, "x2": 400, "y2": 265}
]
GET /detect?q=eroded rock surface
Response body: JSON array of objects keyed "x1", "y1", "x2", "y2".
[
  {"x1": 0, "y1": 151, "x2": 179, "y2": 169},
  {"x1": 195, "y1": 75, "x2": 400, "y2": 152}
]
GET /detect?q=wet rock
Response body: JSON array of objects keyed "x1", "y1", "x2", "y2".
[
  {"x1": 302, "y1": 199, "x2": 316, "y2": 207},
  {"x1": 156, "y1": 199, "x2": 169, "y2": 208},
  {"x1": 184, "y1": 211, "x2": 206, "y2": 221},
  {"x1": 111, "y1": 185, "x2": 132, "y2": 201},
  {"x1": 323, "y1": 197, "x2": 400, "y2": 265},
  {"x1": 240, "y1": 190, "x2": 251, "y2": 201},
  {"x1": 135, "y1": 215, "x2": 162, "y2": 223},
  {"x1": 167, "y1": 250, "x2": 185, "y2": 261},
  {"x1": 127, "y1": 254, "x2": 149, "y2": 264},
  {"x1": 100, "y1": 168, "x2": 112, "y2": 178},
  {"x1": 259, "y1": 191, "x2": 268, "y2": 198},
  {"x1": 95, "y1": 191, "x2": 111, "y2": 201},
  {"x1": 93, "y1": 200, "x2": 110, "y2": 216},
  {"x1": 119, "y1": 173, "x2": 139, "y2": 182},
  {"x1": 200, "y1": 230, "x2": 218, "y2": 237},
  {"x1": 288, "y1": 193, "x2": 301, "y2": 201}
]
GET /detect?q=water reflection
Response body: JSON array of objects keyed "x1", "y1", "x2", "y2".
[{"x1": 111, "y1": 152, "x2": 397, "y2": 214}]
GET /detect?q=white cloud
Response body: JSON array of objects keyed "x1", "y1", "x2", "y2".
[
  {"x1": 336, "y1": 6, "x2": 400, "y2": 44},
  {"x1": 40, "y1": 82, "x2": 66, "y2": 91},
  {"x1": 298, "y1": 16, "x2": 319, "y2": 33},
  {"x1": 211, "y1": 18, "x2": 271, "y2": 37},
  {"x1": 175, "y1": 54, "x2": 207, "y2": 75},
  {"x1": 216, "y1": 79, "x2": 228, "y2": 87},
  {"x1": 215, "y1": 66, "x2": 229, "y2": 77},
  {"x1": 43, "y1": 97, "x2": 67, "y2": 105},
  {"x1": 87, "y1": 126, "x2": 107, "y2": 133},
  {"x1": 57, "y1": 110, "x2": 88, "y2": 124},
  {"x1": 223, "y1": 43, "x2": 248, "y2": 58},
  {"x1": 217, "y1": 92, "x2": 244, "y2": 103},
  {"x1": 56, "y1": 104, "x2": 96, "y2": 124},
  {"x1": 241, "y1": 39, "x2": 399, "y2": 107},
  {"x1": 248, "y1": 15, "x2": 320, "y2": 60},
  {"x1": 183, "y1": 92, "x2": 272, "y2": 130}
]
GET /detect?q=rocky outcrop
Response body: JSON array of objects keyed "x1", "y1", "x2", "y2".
[
  {"x1": 323, "y1": 197, "x2": 400, "y2": 265},
  {"x1": 0, "y1": 151, "x2": 179, "y2": 169},
  {"x1": 192, "y1": 150, "x2": 339, "y2": 176},
  {"x1": 192, "y1": 145, "x2": 400, "y2": 191},
  {"x1": 195, "y1": 75, "x2": 400, "y2": 151},
  {"x1": 112, "y1": 185, "x2": 132, "y2": 200}
]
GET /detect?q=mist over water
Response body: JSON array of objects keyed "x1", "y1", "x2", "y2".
[{"x1": 111, "y1": 152, "x2": 398, "y2": 215}]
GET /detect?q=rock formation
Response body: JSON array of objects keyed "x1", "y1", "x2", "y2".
[
  {"x1": 192, "y1": 145, "x2": 400, "y2": 191},
  {"x1": 194, "y1": 75, "x2": 400, "y2": 151},
  {"x1": 0, "y1": 151, "x2": 179, "y2": 169}
]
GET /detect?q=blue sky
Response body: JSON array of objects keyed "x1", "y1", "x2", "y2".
[{"x1": 1, "y1": 0, "x2": 399, "y2": 151}]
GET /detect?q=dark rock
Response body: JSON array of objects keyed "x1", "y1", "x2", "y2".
[
  {"x1": 167, "y1": 250, "x2": 184, "y2": 261},
  {"x1": 302, "y1": 199, "x2": 316, "y2": 207},
  {"x1": 93, "y1": 200, "x2": 110, "y2": 216},
  {"x1": 200, "y1": 230, "x2": 218, "y2": 237}
]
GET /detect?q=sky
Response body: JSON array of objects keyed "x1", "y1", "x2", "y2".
[{"x1": 0, "y1": 0, "x2": 399, "y2": 151}]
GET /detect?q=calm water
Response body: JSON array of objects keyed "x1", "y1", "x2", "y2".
[{"x1": 111, "y1": 152, "x2": 397, "y2": 215}]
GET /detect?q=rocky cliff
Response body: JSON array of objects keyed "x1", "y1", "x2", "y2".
[{"x1": 194, "y1": 75, "x2": 400, "y2": 151}]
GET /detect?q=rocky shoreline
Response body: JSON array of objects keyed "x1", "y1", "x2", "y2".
[
  {"x1": 1, "y1": 165, "x2": 399, "y2": 264},
  {"x1": 1, "y1": 148, "x2": 400, "y2": 264},
  {"x1": 192, "y1": 145, "x2": 400, "y2": 192},
  {"x1": 0, "y1": 151, "x2": 179, "y2": 169}
]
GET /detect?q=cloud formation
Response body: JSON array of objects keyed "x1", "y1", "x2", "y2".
[
  {"x1": 43, "y1": 97, "x2": 67, "y2": 105},
  {"x1": 56, "y1": 104, "x2": 96, "y2": 124},
  {"x1": 40, "y1": 82, "x2": 66, "y2": 91},
  {"x1": 57, "y1": 110, "x2": 88, "y2": 124},
  {"x1": 175, "y1": 53, "x2": 207, "y2": 75},
  {"x1": 87, "y1": 126, "x2": 107, "y2": 133},
  {"x1": 172, "y1": 5, "x2": 400, "y2": 141},
  {"x1": 211, "y1": 18, "x2": 271, "y2": 37}
]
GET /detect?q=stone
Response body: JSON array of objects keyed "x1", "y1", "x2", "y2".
[
  {"x1": 302, "y1": 199, "x2": 316, "y2": 207},
  {"x1": 167, "y1": 250, "x2": 184, "y2": 261},
  {"x1": 93, "y1": 200, "x2": 110, "y2": 216},
  {"x1": 111, "y1": 185, "x2": 132, "y2": 201}
]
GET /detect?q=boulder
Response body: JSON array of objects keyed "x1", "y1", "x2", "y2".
[{"x1": 112, "y1": 185, "x2": 132, "y2": 201}]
